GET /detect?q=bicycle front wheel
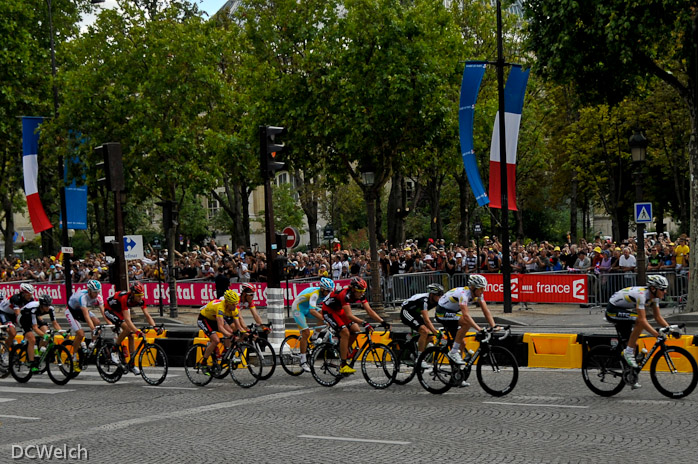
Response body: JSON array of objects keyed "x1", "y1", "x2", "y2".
[
  {"x1": 650, "y1": 346, "x2": 698, "y2": 399},
  {"x1": 184, "y1": 344, "x2": 213, "y2": 386},
  {"x1": 46, "y1": 345, "x2": 73, "y2": 386},
  {"x1": 361, "y1": 343, "x2": 396, "y2": 389},
  {"x1": 139, "y1": 343, "x2": 168, "y2": 386},
  {"x1": 581, "y1": 345, "x2": 625, "y2": 397},
  {"x1": 96, "y1": 342, "x2": 123, "y2": 383},
  {"x1": 416, "y1": 346, "x2": 455, "y2": 394},
  {"x1": 391, "y1": 340, "x2": 417, "y2": 386},
  {"x1": 229, "y1": 342, "x2": 261, "y2": 388},
  {"x1": 310, "y1": 343, "x2": 341, "y2": 387},
  {"x1": 9, "y1": 344, "x2": 32, "y2": 383},
  {"x1": 0, "y1": 343, "x2": 9, "y2": 378},
  {"x1": 254, "y1": 338, "x2": 276, "y2": 380},
  {"x1": 280, "y1": 335, "x2": 304, "y2": 376},
  {"x1": 476, "y1": 345, "x2": 518, "y2": 397}
]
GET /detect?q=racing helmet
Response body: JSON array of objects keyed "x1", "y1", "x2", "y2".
[
  {"x1": 20, "y1": 283, "x2": 34, "y2": 294},
  {"x1": 427, "y1": 283, "x2": 445, "y2": 295},
  {"x1": 224, "y1": 289, "x2": 240, "y2": 305},
  {"x1": 319, "y1": 277, "x2": 335, "y2": 292},
  {"x1": 87, "y1": 280, "x2": 102, "y2": 292},
  {"x1": 349, "y1": 277, "x2": 367, "y2": 292},
  {"x1": 647, "y1": 274, "x2": 669, "y2": 290},
  {"x1": 38, "y1": 294, "x2": 52, "y2": 306},
  {"x1": 130, "y1": 282, "x2": 145, "y2": 296},
  {"x1": 468, "y1": 274, "x2": 488, "y2": 289},
  {"x1": 240, "y1": 283, "x2": 256, "y2": 295}
]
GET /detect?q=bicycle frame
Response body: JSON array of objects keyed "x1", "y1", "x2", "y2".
[{"x1": 346, "y1": 329, "x2": 389, "y2": 367}]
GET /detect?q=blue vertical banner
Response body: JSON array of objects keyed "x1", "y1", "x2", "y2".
[{"x1": 459, "y1": 61, "x2": 490, "y2": 207}]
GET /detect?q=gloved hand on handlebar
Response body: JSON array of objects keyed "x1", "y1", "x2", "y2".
[
  {"x1": 380, "y1": 320, "x2": 390, "y2": 330},
  {"x1": 363, "y1": 321, "x2": 373, "y2": 332}
]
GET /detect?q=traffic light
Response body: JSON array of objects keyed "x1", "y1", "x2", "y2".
[
  {"x1": 259, "y1": 125, "x2": 286, "y2": 179},
  {"x1": 95, "y1": 142, "x2": 125, "y2": 192}
]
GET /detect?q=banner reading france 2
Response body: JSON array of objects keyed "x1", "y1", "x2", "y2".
[
  {"x1": 0, "y1": 282, "x2": 268, "y2": 307},
  {"x1": 482, "y1": 274, "x2": 588, "y2": 304}
]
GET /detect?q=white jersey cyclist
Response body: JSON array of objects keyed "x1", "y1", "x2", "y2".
[
  {"x1": 435, "y1": 287, "x2": 484, "y2": 320},
  {"x1": 66, "y1": 289, "x2": 103, "y2": 331},
  {"x1": 608, "y1": 286, "x2": 659, "y2": 314},
  {"x1": 19, "y1": 300, "x2": 56, "y2": 330}
]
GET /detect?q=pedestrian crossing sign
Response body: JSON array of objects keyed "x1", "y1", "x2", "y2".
[{"x1": 634, "y1": 202, "x2": 652, "y2": 224}]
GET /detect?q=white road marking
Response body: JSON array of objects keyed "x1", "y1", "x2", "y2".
[
  {"x1": 142, "y1": 386, "x2": 199, "y2": 391},
  {"x1": 0, "y1": 379, "x2": 367, "y2": 452},
  {"x1": 0, "y1": 398, "x2": 16, "y2": 403},
  {"x1": 0, "y1": 414, "x2": 40, "y2": 420},
  {"x1": 483, "y1": 401, "x2": 589, "y2": 409},
  {"x1": 299, "y1": 435, "x2": 410, "y2": 445},
  {"x1": 0, "y1": 386, "x2": 74, "y2": 395}
]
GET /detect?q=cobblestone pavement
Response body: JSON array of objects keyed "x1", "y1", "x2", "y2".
[{"x1": 1, "y1": 366, "x2": 698, "y2": 463}]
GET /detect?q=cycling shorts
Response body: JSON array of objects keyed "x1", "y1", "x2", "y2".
[
  {"x1": 19, "y1": 314, "x2": 47, "y2": 333},
  {"x1": 0, "y1": 311, "x2": 17, "y2": 327},
  {"x1": 400, "y1": 308, "x2": 424, "y2": 331},
  {"x1": 434, "y1": 306, "x2": 461, "y2": 321},
  {"x1": 65, "y1": 307, "x2": 97, "y2": 333},
  {"x1": 435, "y1": 315, "x2": 459, "y2": 340},
  {"x1": 293, "y1": 304, "x2": 319, "y2": 331},
  {"x1": 322, "y1": 310, "x2": 351, "y2": 332},
  {"x1": 197, "y1": 315, "x2": 218, "y2": 337},
  {"x1": 605, "y1": 303, "x2": 638, "y2": 322}
]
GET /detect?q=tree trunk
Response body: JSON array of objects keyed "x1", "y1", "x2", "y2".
[
  {"x1": 375, "y1": 191, "x2": 384, "y2": 244},
  {"x1": 686, "y1": 91, "x2": 698, "y2": 310},
  {"x1": 2, "y1": 195, "x2": 14, "y2": 258},
  {"x1": 387, "y1": 172, "x2": 404, "y2": 247},
  {"x1": 570, "y1": 173, "x2": 578, "y2": 243},
  {"x1": 454, "y1": 169, "x2": 469, "y2": 245},
  {"x1": 243, "y1": 184, "x2": 253, "y2": 248},
  {"x1": 295, "y1": 173, "x2": 319, "y2": 249}
]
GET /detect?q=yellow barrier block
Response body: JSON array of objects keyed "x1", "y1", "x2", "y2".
[{"x1": 523, "y1": 333, "x2": 582, "y2": 369}]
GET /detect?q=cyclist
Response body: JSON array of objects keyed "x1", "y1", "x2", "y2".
[
  {"x1": 1, "y1": 284, "x2": 35, "y2": 357},
  {"x1": 238, "y1": 283, "x2": 264, "y2": 327},
  {"x1": 292, "y1": 277, "x2": 334, "y2": 372},
  {"x1": 105, "y1": 282, "x2": 159, "y2": 375},
  {"x1": 66, "y1": 280, "x2": 105, "y2": 372},
  {"x1": 321, "y1": 276, "x2": 389, "y2": 375},
  {"x1": 400, "y1": 283, "x2": 443, "y2": 364},
  {"x1": 606, "y1": 274, "x2": 670, "y2": 372},
  {"x1": 198, "y1": 289, "x2": 244, "y2": 366},
  {"x1": 19, "y1": 295, "x2": 61, "y2": 373},
  {"x1": 435, "y1": 274, "x2": 498, "y2": 366}
]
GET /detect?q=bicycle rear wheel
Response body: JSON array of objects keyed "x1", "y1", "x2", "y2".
[
  {"x1": 46, "y1": 345, "x2": 73, "y2": 385},
  {"x1": 650, "y1": 346, "x2": 698, "y2": 399},
  {"x1": 581, "y1": 344, "x2": 625, "y2": 397},
  {"x1": 310, "y1": 343, "x2": 341, "y2": 387},
  {"x1": 184, "y1": 344, "x2": 213, "y2": 386},
  {"x1": 139, "y1": 343, "x2": 168, "y2": 386},
  {"x1": 96, "y1": 342, "x2": 123, "y2": 383},
  {"x1": 416, "y1": 346, "x2": 455, "y2": 394},
  {"x1": 229, "y1": 342, "x2": 261, "y2": 388},
  {"x1": 280, "y1": 335, "x2": 304, "y2": 376},
  {"x1": 61, "y1": 340, "x2": 82, "y2": 379},
  {"x1": 476, "y1": 345, "x2": 518, "y2": 397},
  {"x1": 361, "y1": 343, "x2": 396, "y2": 389},
  {"x1": 391, "y1": 340, "x2": 417, "y2": 386},
  {"x1": 254, "y1": 338, "x2": 276, "y2": 380},
  {"x1": 9, "y1": 344, "x2": 32, "y2": 383}
]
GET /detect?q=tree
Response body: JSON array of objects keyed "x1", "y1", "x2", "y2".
[{"x1": 523, "y1": 0, "x2": 698, "y2": 307}]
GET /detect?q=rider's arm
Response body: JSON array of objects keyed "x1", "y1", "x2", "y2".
[
  {"x1": 651, "y1": 302, "x2": 669, "y2": 332},
  {"x1": 140, "y1": 305, "x2": 157, "y2": 328},
  {"x1": 80, "y1": 305, "x2": 96, "y2": 332},
  {"x1": 51, "y1": 319, "x2": 61, "y2": 331},
  {"x1": 420, "y1": 309, "x2": 439, "y2": 335},
  {"x1": 121, "y1": 309, "x2": 140, "y2": 334},
  {"x1": 248, "y1": 305, "x2": 264, "y2": 326},
  {"x1": 360, "y1": 300, "x2": 385, "y2": 325},
  {"x1": 215, "y1": 315, "x2": 233, "y2": 337},
  {"x1": 478, "y1": 300, "x2": 497, "y2": 329},
  {"x1": 341, "y1": 304, "x2": 364, "y2": 325},
  {"x1": 634, "y1": 305, "x2": 658, "y2": 337}
]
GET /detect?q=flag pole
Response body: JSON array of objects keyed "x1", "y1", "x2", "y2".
[{"x1": 496, "y1": 0, "x2": 512, "y2": 313}]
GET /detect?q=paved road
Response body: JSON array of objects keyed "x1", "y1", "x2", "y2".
[{"x1": 1, "y1": 366, "x2": 698, "y2": 463}]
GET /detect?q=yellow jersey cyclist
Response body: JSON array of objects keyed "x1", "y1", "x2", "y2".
[
  {"x1": 435, "y1": 274, "x2": 498, "y2": 366},
  {"x1": 606, "y1": 274, "x2": 670, "y2": 372},
  {"x1": 292, "y1": 277, "x2": 335, "y2": 372},
  {"x1": 198, "y1": 290, "x2": 244, "y2": 363}
]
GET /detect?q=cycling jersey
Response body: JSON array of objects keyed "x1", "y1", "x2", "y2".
[
  {"x1": 19, "y1": 301, "x2": 55, "y2": 332},
  {"x1": 0, "y1": 295, "x2": 13, "y2": 314},
  {"x1": 400, "y1": 293, "x2": 434, "y2": 331},
  {"x1": 199, "y1": 299, "x2": 239, "y2": 321},
  {"x1": 107, "y1": 291, "x2": 145, "y2": 315},
  {"x1": 0, "y1": 295, "x2": 18, "y2": 325},
  {"x1": 322, "y1": 287, "x2": 366, "y2": 329},
  {"x1": 7, "y1": 293, "x2": 32, "y2": 312},
  {"x1": 435, "y1": 287, "x2": 482, "y2": 318},
  {"x1": 608, "y1": 287, "x2": 657, "y2": 311},
  {"x1": 68, "y1": 289, "x2": 104, "y2": 312},
  {"x1": 292, "y1": 287, "x2": 326, "y2": 330},
  {"x1": 238, "y1": 298, "x2": 256, "y2": 313}
]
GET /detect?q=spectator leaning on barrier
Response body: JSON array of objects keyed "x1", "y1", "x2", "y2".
[
  {"x1": 574, "y1": 251, "x2": 591, "y2": 271},
  {"x1": 660, "y1": 243, "x2": 676, "y2": 271},
  {"x1": 619, "y1": 247, "x2": 637, "y2": 272}
]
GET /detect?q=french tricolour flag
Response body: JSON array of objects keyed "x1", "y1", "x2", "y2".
[
  {"x1": 22, "y1": 117, "x2": 53, "y2": 234},
  {"x1": 488, "y1": 66, "x2": 530, "y2": 211}
]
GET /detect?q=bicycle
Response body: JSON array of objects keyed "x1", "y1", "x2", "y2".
[
  {"x1": 245, "y1": 323, "x2": 276, "y2": 380},
  {"x1": 388, "y1": 329, "x2": 424, "y2": 385},
  {"x1": 60, "y1": 324, "x2": 118, "y2": 381},
  {"x1": 184, "y1": 332, "x2": 262, "y2": 388},
  {"x1": 309, "y1": 325, "x2": 396, "y2": 389},
  {"x1": 279, "y1": 325, "x2": 336, "y2": 376},
  {"x1": 416, "y1": 326, "x2": 519, "y2": 396},
  {"x1": 0, "y1": 324, "x2": 10, "y2": 379},
  {"x1": 582, "y1": 324, "x2": 698, "y2": 399},
  {"x1": 9, "y1": 329, "x2": 73, "y2": 385},
  {"x1": 96, "y1": 324, "x2": 168, "y2": 386}
]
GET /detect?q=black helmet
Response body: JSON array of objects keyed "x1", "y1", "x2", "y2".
[
  {"x1": 39, "y1": 294, "x2": 52, "y2": 306},
  {"x1": 427, "y1": 283, "x2": 445, "y2": 295}
]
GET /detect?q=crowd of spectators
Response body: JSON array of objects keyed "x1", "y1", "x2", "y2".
[{"x1": 0, "y1": 233, "x2": 690, "y2": 285}]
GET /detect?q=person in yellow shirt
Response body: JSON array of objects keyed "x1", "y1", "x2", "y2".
[
  {"x1": 198, "y1": 290, "x2": 244, "y2": 362},
  {"x1": 675, "y1": 237, "x2": 690, "y2": 269}
]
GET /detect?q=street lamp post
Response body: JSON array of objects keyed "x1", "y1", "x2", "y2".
[
  {"x1": 629, "y1": 129, "x2": 648, "y2": 286},
  {"x1": 361, "y1": 170, "x2": 384, "y2": 314}
]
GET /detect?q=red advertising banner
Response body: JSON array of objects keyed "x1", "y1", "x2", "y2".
[
  {"x1": 482, "y1": 274, "x2": 588, "y2": 303},
  {"x1": 0, "y1": 282, "x2": 268, "y2": 307}
]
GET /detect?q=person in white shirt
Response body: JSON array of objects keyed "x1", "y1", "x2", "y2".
[
  {"x1": 618, "y1": 247, "x2": 637, "y2": 272},
  {"x1": 331, "y1": 255, "x2": 343, "y2": 280}
]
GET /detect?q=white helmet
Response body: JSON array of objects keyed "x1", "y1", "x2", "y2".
[
  {"x1": 468, "y1": 274, "x2": 487, "y2": 289},
  {"x1": 647, "y1": 274, "x2": 668, "y2": 290},
  {"x1": 20, "y1": 283, "x2": 35, "y2": 294}
]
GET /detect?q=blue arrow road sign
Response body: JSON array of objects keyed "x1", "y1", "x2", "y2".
[{"x1": 635, "y1": 202, "x2": 652, "y2": 224}]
